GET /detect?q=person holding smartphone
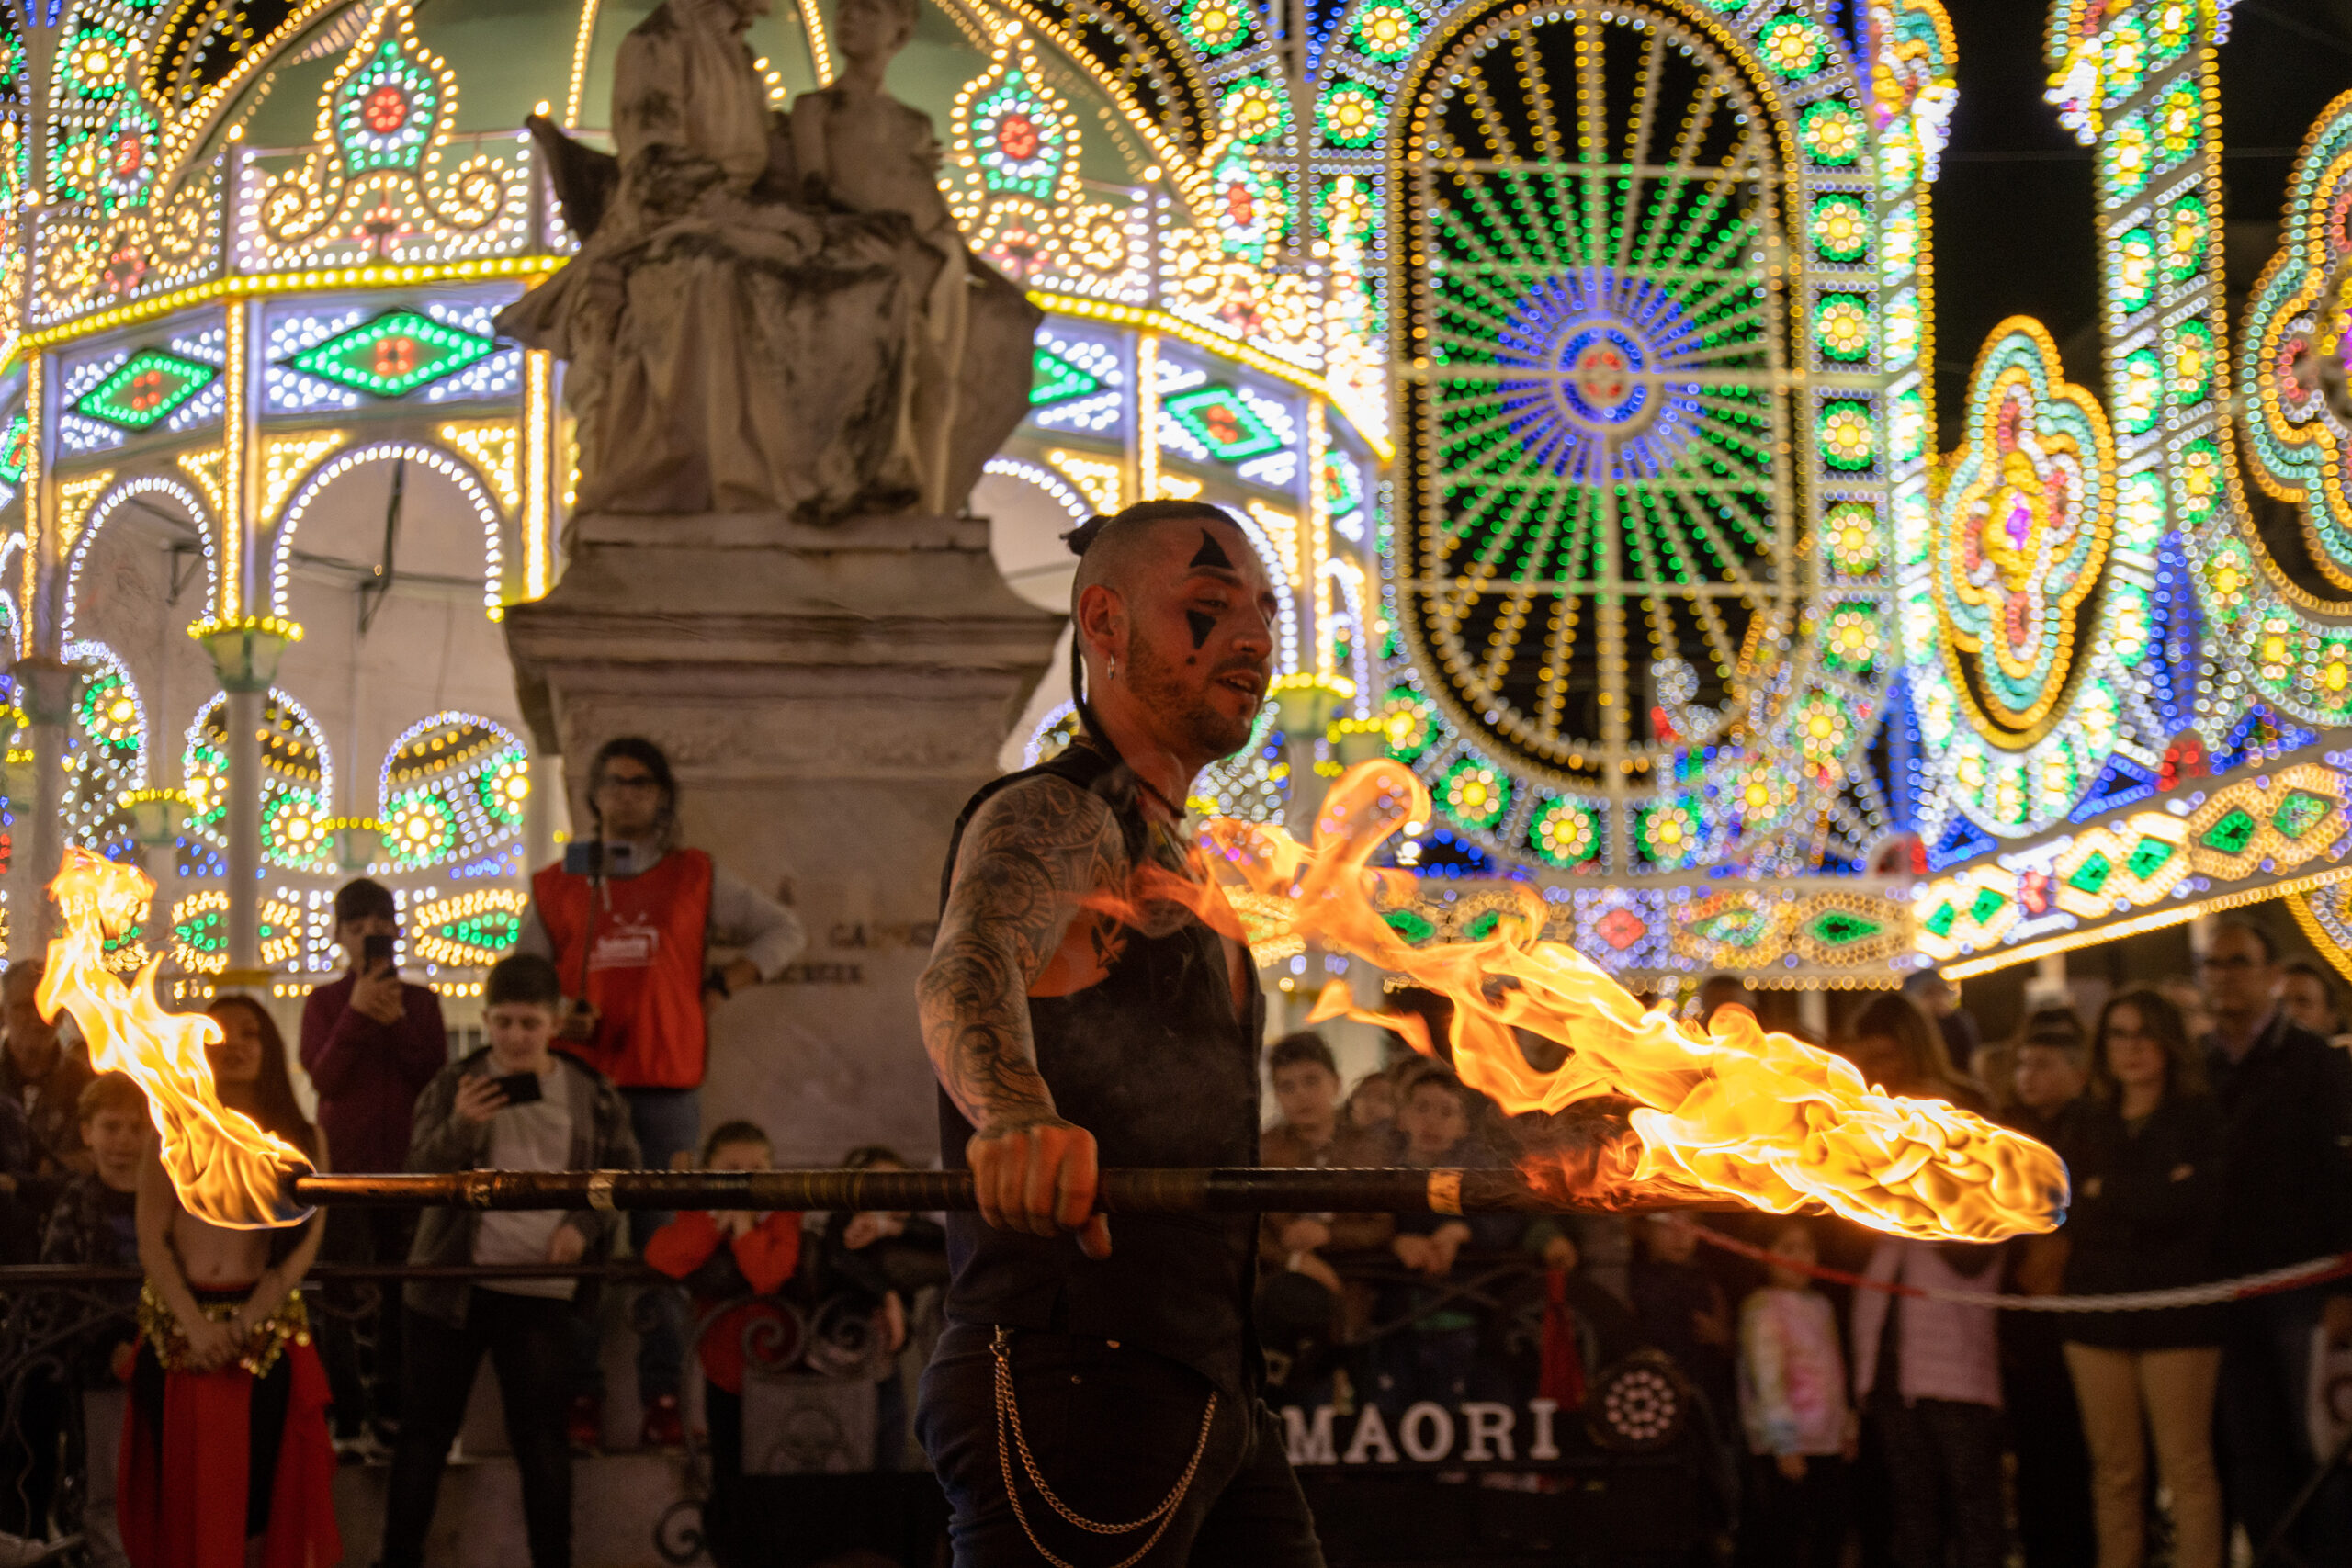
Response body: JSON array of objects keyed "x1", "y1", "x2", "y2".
[
  {"x1": 514, "y1": 736, "x2": 803, "y2": 1449},
  {"x1": 384, "y1": 954, "x2": 639, "y2": 1568},
  {"x1": 297, "y1": 877, "x2": 447, "y2": 1457}
]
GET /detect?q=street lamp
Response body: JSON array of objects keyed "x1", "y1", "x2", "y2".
[
  {"x1": 1269, "y1": 671, "x2": 1355, "y2": 740},
  {"x1": 187, "y1": 616, "x2": 304, "y2": 982},
  {"x1": 324, "y1": 817, "x2": 383, "y2": 874},
  {"x1": 187, "y1": 615, "x2": 301, "y2": 694},
  {"x1": 1329, "y1": 716, "x2": 1389, "y2": 770},
  {"x1": 120, "y1": 788, "x2": 192, "y2": 847}
]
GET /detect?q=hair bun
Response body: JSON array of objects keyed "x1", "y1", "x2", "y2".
[{"x1": 1063, "y1": 514, "x2": 1112, "y2": 557}]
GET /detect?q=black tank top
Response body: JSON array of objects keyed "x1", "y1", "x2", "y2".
[{"x1": 935, "y1": 738, "x2": 1263, "y2": 1395}]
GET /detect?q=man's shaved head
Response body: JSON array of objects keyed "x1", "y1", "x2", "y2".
[
  {"x1": 1065, "y1": 501, "x2": 1277, "y2": 766},
  {"x1": 1068, "y1": 501, "x2": 1238, "y2": 597}
]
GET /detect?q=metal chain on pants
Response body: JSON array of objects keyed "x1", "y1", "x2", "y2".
[{"x1": 990, "y1": 1326, "x2": 1218, "y2": 1568}]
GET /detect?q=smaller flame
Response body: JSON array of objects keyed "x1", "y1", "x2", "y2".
[
  {"x1": 40, "y1": 848, "x2": 312, "y2": 1228},
  {"x1": 1201, "y1": 761, "x2": 2068, "y2": 1243}
]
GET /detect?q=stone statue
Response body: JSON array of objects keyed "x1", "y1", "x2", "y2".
[{"x1": 499, "y1": 0, "x2": 1039, "y2": 523}]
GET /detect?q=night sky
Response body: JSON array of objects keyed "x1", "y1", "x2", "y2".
[{"x1": 1930, "y1": 0, "x2": 2352, "y2": 450}]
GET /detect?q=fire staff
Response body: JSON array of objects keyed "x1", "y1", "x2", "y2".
[{"x1": 915, "y1": 500, "x2": 1326, "y2": 1567}]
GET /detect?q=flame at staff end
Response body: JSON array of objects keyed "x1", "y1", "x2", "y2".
[
  {"x1": 40, "y1": 847, "x2": 313, "y2": 1229},
  {"x1": 1202, "y1": 761, "x2": 2069, "y2": 1244}
]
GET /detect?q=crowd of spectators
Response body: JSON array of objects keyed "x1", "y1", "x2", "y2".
[
  {"x1": 1252, "y1": 916, "x2": 2352, "y2": 1568},
  {"x1": 4, "y1": 864, "x2": 2349, "y2": 1568}
]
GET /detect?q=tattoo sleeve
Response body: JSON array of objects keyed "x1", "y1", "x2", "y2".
[{"x1": 918, "y1": 777, "x2": 1125, "y2": 1131}]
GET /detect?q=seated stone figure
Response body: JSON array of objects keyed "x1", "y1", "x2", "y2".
[{"x1": 500, "y1": 0, "x2": 1036, "y2": 523}]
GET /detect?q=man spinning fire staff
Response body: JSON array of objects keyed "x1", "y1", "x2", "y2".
[{"x1": 914, "y1": 499, "x2": 1326, "y2": 1566}]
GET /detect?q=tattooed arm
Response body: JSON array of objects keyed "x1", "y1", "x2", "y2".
[{"x1": 918, "y1": 775, "x2": 1125, "y2": 1258}]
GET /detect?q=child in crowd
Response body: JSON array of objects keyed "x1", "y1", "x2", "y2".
[
  {"x1": 381, "y1": 954, "x2": 639, "y2": 1568},
  {"x1": 1633, "y1": 1210, "x2": 1739, "y2": 1514},
  {"x1": 644, "y1": 1120, "x2": 802, "y2": 1567},
  {"x1": 1843, "y1": 993, "x2": 2007, "y2": 1568},
  {"x1": 1343, "y1": 1067, "x2": 1399, "y2": 1154},
  {"x1": 1374, "y1": 1066, "x2": 1541, "y2": 1411},
  {"x1": 1261, "y1": 1033, "x2": 1391, "y2": 1295},
  {"x1": 38, "y1": 1073, "x2": 147, "y2": 1566},
  {"x1": 120, "y1": 997, "x2": 337, "y2": 1568},
  {"x1": 797, "y1": 1145, "x2": 920, "y2": 1475},
  {"x1": 2007, "y1": 1031, "x2": 2087, "y2": 1141},
  {"x1": 1736, "y1": 1217, "x2": 1854, "y2": 1568}
]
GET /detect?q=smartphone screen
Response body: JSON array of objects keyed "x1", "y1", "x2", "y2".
[{"x1": 491, "y1": 1071, "x2": 544, "y2": 1106}]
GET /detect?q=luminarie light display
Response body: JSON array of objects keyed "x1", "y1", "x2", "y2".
[{"x1": 0, "y1": 0, "x2": 2338, "y2": 997}]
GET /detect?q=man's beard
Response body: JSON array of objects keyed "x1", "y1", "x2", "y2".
[{"x1": 1125, "y1": 636, "x2": 1259, "y2": 760}]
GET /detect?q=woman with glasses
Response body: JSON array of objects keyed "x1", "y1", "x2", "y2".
[{"x1": 2052, "y1": 989, "x2": 2226, "y2": 1568}]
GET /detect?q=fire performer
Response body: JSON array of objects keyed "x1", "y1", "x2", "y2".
[{"x1": 915, "y1": 499, "x2": 1325, "y2": 1565}]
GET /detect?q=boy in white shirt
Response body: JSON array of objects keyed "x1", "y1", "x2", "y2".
[{"x1": 380, "y1": 956, "x2": 639, "y2": 1568}]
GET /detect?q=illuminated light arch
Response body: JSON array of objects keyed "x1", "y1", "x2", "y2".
[
  {"x1": 375, "y1": 709, "x2": 529, "y2": 871},
  {"x1": 181, "y1": 685, "x2": 335, "y2": 870},
  {"x1": 61, "y1": 636, "x2": 149, "y2": 852},
  {"x1": 1912, "y1": 319, "x2": 2120, "y2": 836},
  {"x1": 1378, "y1": 0, "x2": 1899, "y2": 874},
  {"x1": 62, "y1": 473, "x2": 215, "y2": 638},
  {"x1": 0, "y1": 536, "x2": 25, "y2": 642},
  {"x1": 149, "y1": 0, "x2": 352, "y2": 170},
  {"x1": 1320, "y1": 555, "x2": 1374, "y2": 721},
  {"x1": 982, "y1": 457, "x2": 1090, "y2": 523},
  {"x1": 268, "y1": 440, "x2": 506, "y2": 618},
  {"x1": 1022, "y1": 698, "x2": 1079, "y2": 768},
  {"x1": 972, "y1": 3, "x2": 1238, "y2": 231},
  {"x1": 1225, "y1": 501, "x2": 1299, "y2": 672},
  {"x1": 2039, "y1": 0, "x2": 2323, "y2": 741}
]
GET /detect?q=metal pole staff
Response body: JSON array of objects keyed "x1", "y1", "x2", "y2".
[{"x1": 288, "y1": 1167, "x2": 1634, "y2": 1215}]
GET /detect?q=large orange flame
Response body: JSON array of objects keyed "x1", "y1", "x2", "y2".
[
  {"x1": 1204, "y1": 761, "x2": 2067, "y2": 1242},
  {"x1": 40, "y1": 848, "x2": 313, "y2": 1228}
]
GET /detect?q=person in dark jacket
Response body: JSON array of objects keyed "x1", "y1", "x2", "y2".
[
  {"x1": 0, "y1": 959, "x2": 96, "y2": 1229},
  {"x1": 297, "y1": 876, "x2": 447, "y2": 1452},
  {"x1": 380, "y1": 955, "x2": 639, "y2": 1568},
  {"x1": 0, "y1": 1089, "x2": 36, "y2": 1263},
  {"x1": 2055, "y1": 988, "x2": 2225, "y2": 1568},
  {"x1": 2198, "y1": 919, "x2": 2352, "y2": 1559},
  {"x1": 1998, "y1": 1025, "x2": 2097, "y2": 1568}
]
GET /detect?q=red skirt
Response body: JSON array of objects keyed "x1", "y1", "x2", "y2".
[{"x1": 119, "y1": 1330, "x2": 341, "y2": 1568}]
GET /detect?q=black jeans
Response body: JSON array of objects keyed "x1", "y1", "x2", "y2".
[
  {"x1": 566, "y1": 1086, "x2": 695, "y2": 1408},
  {"x1": 917, "y1": 1324, "x2": 1324, "y2": 1567},
  {"x1": 383, "y1": 1290, "x2": 575, "y2": 1568},
  {"x1": 1735, "y1": 1453, "x2": 1850, "y2": 1568},
  {"x1": 1872, "y1": 1396, "x2": 2006, "y2": 1568},
  {"x1": 2002, "y1": 1319, "x2": 2093, "y2": 1568},
  {"x1": 704, "y1": 1382, "x2": 747, "y2": 1568},
  {"x1": 319, "y1": 1206, "x2": 415, "y2": 1436},
  {"x1": 2217, "y1": 1288, "x2": 2352, "y2": 1559}
]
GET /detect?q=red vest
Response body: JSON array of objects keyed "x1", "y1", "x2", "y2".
[{"x1": 533, "y1": 848, "x2": 714, "y2": 1089}]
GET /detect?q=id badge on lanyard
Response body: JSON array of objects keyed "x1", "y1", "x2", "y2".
[{"x1": 589, "y1": 918, "x2": 661, "y2": 973}]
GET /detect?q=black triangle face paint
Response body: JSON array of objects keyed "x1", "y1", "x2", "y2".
[
  {"x1": 1190, "y1": 529, "x2": 1234, "y2": 570},
  {"x1": 1186, "y1": 611, "x2": 1216, "y2": 649}
]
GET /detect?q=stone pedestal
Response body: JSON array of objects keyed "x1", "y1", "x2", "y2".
[{"x1": 504, "y1": 512, "x2": 1061, "y2": 1166}]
